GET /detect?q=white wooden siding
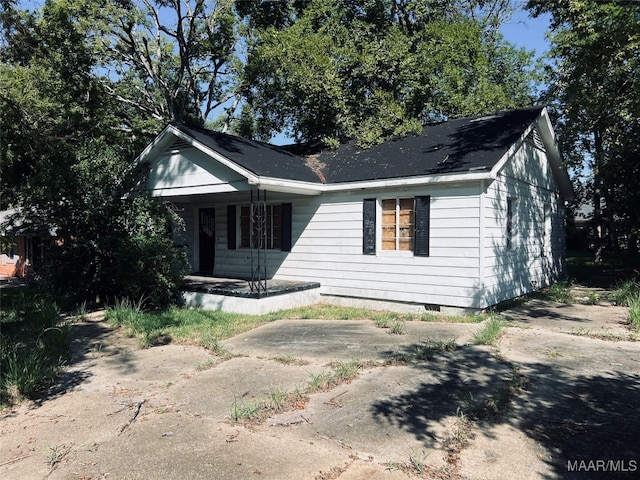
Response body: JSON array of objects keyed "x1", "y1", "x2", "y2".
[
  {"x1": 482, "y1": 139, "x2": 565, "y2": 306},
  {"x1": 178, "y1": 184, "x2": 484, "y2": 308},
  {"x1": 274, "y1": 186, "x2": 481, "y2": 308}
]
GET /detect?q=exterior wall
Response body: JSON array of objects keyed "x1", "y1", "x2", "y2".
[
  {"x1": 178, "y1": 184, "x2": 485, "y2": 309},
  {"x1": 482, "y1": 137, "x2": 566, "y2": 306},
  {"x1": 278, "y1": 185, "x2": 482, "y2": 308},
  {"x1": 0, "y1": 237, "x2": 32, "y2": 278}
]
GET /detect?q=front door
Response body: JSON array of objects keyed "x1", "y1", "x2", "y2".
[{"x1": 198, "y1": 208, "x2": 215, "y2": 274}]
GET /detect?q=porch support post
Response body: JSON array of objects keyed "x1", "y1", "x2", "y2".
[{"x1": 249, "y1": 189, "x2": 267, "y2": 293}]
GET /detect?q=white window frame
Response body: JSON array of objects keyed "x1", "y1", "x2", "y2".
[{"x1": 378, "y1": 197, "x2": 415, "y2": 255}]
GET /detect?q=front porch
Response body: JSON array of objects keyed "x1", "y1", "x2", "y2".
[{"x1": 181, "y1": 275, "x2": 321, "y2": 315}]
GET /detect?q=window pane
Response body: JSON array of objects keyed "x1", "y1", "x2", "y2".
[
  {"x1": 381, "y1": 199, "x2": 396, "y2": 250},
  {"x1": 398, "y1": 198, "x2": 414, "y2": 251},
  {"x1": 240, "y1": 206, "x2": 250, "y2": 248}
]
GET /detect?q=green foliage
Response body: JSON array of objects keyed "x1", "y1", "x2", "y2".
[
  {"x1": 613, "y1": 280, "x2": 640, "y2": 332},
  {"x1": 240, "y1": 0, "x2": 536, "y2": 146},
  {"x1": 89, "y1": 0, "x2": 240, "y2": 127},
  {"x1": 42, "y1": 143, "x2": 186, "y2": 308},
  {"x1": 529, "y1": 0, "x2": 640, "y2": 258},
  {"x1": 104, "y1": 303, "x2": 268, "y2": 348},
  {"x1": 0, "y1": 288, "x2": 69, "y2": 406}
]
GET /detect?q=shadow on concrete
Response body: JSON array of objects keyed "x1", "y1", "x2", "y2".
[{"x1": 371, "y1": 342, "x2": 640, "y2": 479}]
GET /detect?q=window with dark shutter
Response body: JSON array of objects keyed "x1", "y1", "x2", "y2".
[
  {"x1": 363, "y1": 198, "x2": 376, "y2": 255},
  {"x1": 414, "y1": 196, "x2": 430, "y2": 257},
  {"x1": 227, "y1": 205, "x2": 236, "y2": 250}
]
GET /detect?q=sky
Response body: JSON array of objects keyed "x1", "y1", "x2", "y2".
[{"x1": 500, "y1": 10, "x2": 553, "y2": 61}]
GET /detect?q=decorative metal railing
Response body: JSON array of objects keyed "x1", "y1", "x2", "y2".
[{"x1": 249, "y1": 189, "x2": 267, "y2": 293}]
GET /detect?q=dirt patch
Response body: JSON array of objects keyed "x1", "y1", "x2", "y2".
[{"x1": 2, "y1": 295, "x2": 640, "y2": 479}]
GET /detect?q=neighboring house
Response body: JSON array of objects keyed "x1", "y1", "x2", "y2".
[
  {"x1": 0, "y1": 208, "x2": 48, "y2": 279},
  {"x1": 136, "y1": 106, "x2": 574, "y2": 313}
]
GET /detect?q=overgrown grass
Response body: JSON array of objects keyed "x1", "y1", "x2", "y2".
[
  {"x1": 472, "y1": 315, "x2": 507, "y2": 346},
  {"x1": 105, "y1": 299, "x2": 271, "y2": 349},
  {"x1": 609, "y1": 280, "x2": 640, "y2": 331},
  {"x1": 104, "y1": 302, "x2": 483, "y2": 349},
  {"x1": 628, "y1": 295, "x2": 640, "y2": 332},
  {"x1": 0, "y1": 288, "x2": 70, "y2": 406},
  {"x1": 611, "y1": 279, "x2": 640, "y2": 307}
]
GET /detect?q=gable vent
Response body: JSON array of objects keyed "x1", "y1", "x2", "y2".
[
  {"x1": 165, "y1": 137, "x2": 193, "y2": 153},
  {"x1": 527, "y1": 128, "x2": 546, "y2": 151}
]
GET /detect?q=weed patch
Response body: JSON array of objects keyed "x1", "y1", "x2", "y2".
[
  {"x1": 570, "y1": 327, "x2": 639, "y2": 342},
  {"x1": 271, "y1": 354, "x2": 310, "y2": 366},
  {"x1": 472, "y1": 316, "x2": 507, "y2": 346},
  {"x1": 230, "y1": 360, "x2": 371, "y2": 424},
  {"x1": 629, "y1": 295, "x2": 640, "y2": 332},
  {"x1": 611, "y1": 279, "x2": 640, "y2": 307},
  {"x1": 541, "y1": 280, "x2": 574, "y2": 303},
  {"x1": 390, "y1": 338, "x2": 457, "y2": 363}
]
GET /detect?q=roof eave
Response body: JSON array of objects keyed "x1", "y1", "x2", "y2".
[
  {"x1": 537, "y1": 108, "x2": 576, "y2": 201},
  {"x1": 248, "y1": 177, "x2": 323, "y2": 196},
  {"x1": 251, "y1": 170, "x2": 494, "y2": 195}
]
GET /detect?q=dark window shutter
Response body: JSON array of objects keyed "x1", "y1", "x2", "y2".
[
  {"x1": 414, "y1": 196, "x2": 430, "y2": 257},
  {"x1": 281, "y1": 203, "x2": 293, "y2": 251},
  {"x1": 227, "y1": 205, "x2": 236, "y2": 250},
  {"x1": 363, "y1": 198, "x2": 376, "y2": 255}
]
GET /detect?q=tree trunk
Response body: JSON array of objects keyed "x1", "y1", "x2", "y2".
[{"x1": 593, "y1": 129, "x2": 604, "y2": 264}]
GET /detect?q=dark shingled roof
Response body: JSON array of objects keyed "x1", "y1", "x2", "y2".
[{"x1": 173, "y1": 106, "x2": 544, "y2": 184}]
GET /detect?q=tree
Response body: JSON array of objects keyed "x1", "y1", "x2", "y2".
[
  {"x1": 238, "y1": 0, "x2": 537, "y2": 146},
  {"x1": 0, "y1": 1, "x2": 187, "y2": 307},
  {"x1": 88, "y1": 0, "x2": 241, "y2": 129},
  {"x1": 528, "y1": 0, "x2": 640, "y2": 261}
]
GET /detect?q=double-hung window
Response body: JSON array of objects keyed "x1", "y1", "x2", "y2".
[
  {"x1": 240, "y1": 204, "x2": 282, "y2": 249},
  {"x1": 382, "y1": 198, "x2": 414, "y2": 251},
  {"x1": 363, "y1": 196, "x2": 430, "y2": 256},
  {"x1": 227, "y1": 203, "x2": 292, "y2": 252}
]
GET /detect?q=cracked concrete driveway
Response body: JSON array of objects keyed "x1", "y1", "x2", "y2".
[{"x1": 1, "y1": 296, "x2": 639, "y2": 480}]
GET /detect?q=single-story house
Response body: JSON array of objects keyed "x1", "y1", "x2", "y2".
[
  {"x1": 0, "y1": 208, "x2": 49, "y2": 279},
  {"x1": 135, "y1": 106, "x2": 574, "y2": 314}
]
